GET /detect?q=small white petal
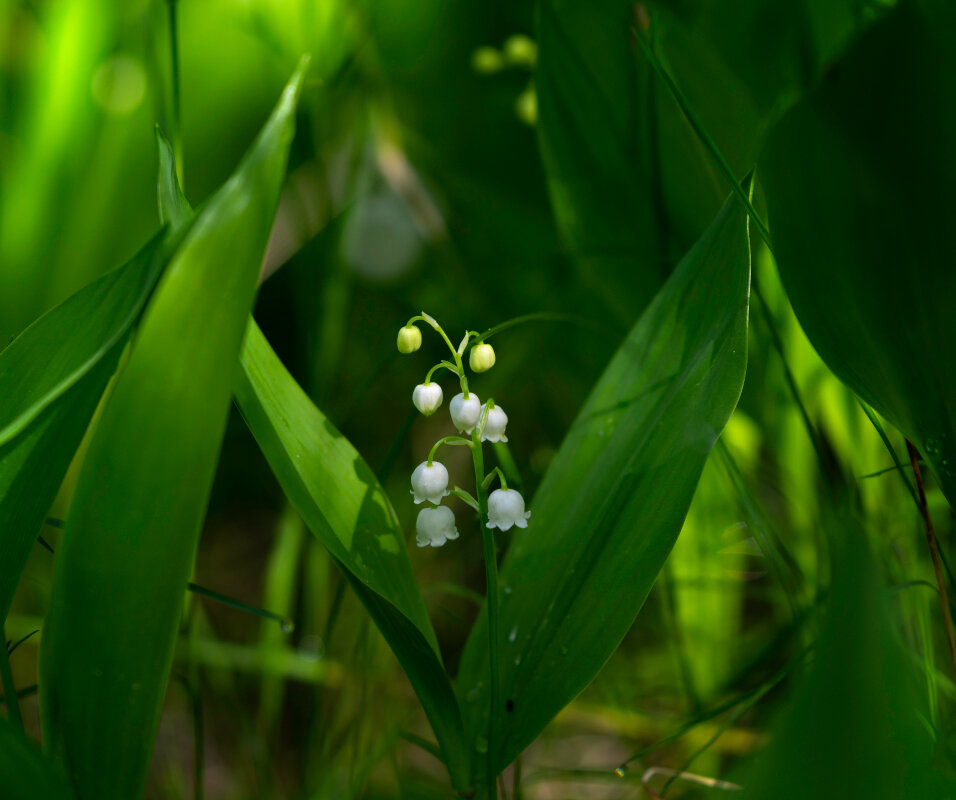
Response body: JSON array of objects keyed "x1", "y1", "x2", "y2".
[
  {"x1": 450, "y1": 392, "x2": 482, "y2": 433},
  {"x1": 480, "y1": 403, "x2": 508, "y2": 443},
  {"x1": 412, "y1": 383, "x2": 443, "y2": 415},
  {"x1": 416, "y1": 506, "x2": 459, "y2": 548},
  {"x1": 410, "y1": 461, "x2": 451, "y2": 505},
  {"x1": 486, "y1": 488, "x2": 529, "y2": 532}
]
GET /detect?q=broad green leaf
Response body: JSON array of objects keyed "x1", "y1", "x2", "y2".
[
  {"x1": 740, "y1": 531, "x2": 955, "y2": 799},
  {"x1": 0, "y1": 718, "x2": 75, "y2": 800},
  {"x1": 760, "y1": 0, "x2": 956, "y2": 507},
  {"x1": 458, "y1": 189, "x2": 750, "y2": 776},
  {"x1": 0, "y1": 232, "x2": 172, "y2": 622},
  {"x1": 159, "y1": 101, "x2": 472, "y2": 794},
  {"x1": 234, "y1": 320, "x2": 472, "y2": 793},
  {"x1": 535, "y1": 0, "x2": 666, "y2": 322},
  {"x1": 39, "y1": 61, "x2": 307, "y2": 800}
]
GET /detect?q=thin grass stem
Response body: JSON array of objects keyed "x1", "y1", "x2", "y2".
[
  {"x1": 0, "y1": 627, "x2": 22, "y2": 730},
  {"x1": 907, "y1": 440, "x2": 956, "y2": 677}
]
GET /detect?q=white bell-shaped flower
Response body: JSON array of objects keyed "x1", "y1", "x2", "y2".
[
  {"x1": 450, "y1": 392, "x2": 481, "y2": 433},
  {"x1": 412, "y1": 382, "x2": 443, "y2": 415},
  {"x1": 416, "y1": 506, "x2": 460, "y2": 547},
  {"x1": 479, "y1": 403, "x2": 508, "y2": 443},
  {"x1": 410, "y1": 461, "x2": 450, "y2": 505},
  {"x1": 486, "y1": 488, "x2": 530, "y2": 531}
]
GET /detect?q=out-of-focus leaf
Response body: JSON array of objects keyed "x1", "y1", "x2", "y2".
[
  {"x1": 535, "y1": 0, "x2": 666, "y2": 322},
  {"x1": 0, "y1": 232, "x2": 171, "y2": 622},
  {"x1": 39, "y1": 61, "x2": 307, "y2": 799},
  {"x1": 760, "y1": 0, "x2": 956, "y2": 507},
  {"x1": 0, "y1": 718, "x2": 75, "y2": 800},
  {"x1": 458, "y1": 189, "x2": 751, "y2": 775},
  {"x1": 156, "y1": 127, "x2": 192, "y2": 229},
  {"x1": 740, "y1": 530, "x2": 955, "y2": 799},
  {"x1": 234, "y1": 320, "x2": 472, "y2": 793}
]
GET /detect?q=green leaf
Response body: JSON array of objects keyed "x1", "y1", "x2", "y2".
[
  {"x1": 159, "y1": 82, "x2": 471, "y2": 795},
  {"x1": 535, "y1": 0, "x2": 667, "y2": 322},
  {"x1": 457, "y1": 189, "x2": 751, "y2": 774},
  {"x1": 760, "y1": 0, "x2": 956, "y2": 507},
  {"x1": 155, "y1": 126, "x2": 192, "y2": 230},
  {"x1": 739, "y1": 530, "x2": 955, "y2": 799},
  {"x1": 234, "y1": 320, "x2": 472, "y2": 793},
  {"x1": 0, "y1": 718, "x2": 75, "y2": 800},
  {"x1": 38, "y1": 60, "x2": 308, "y2": 799},
  {"x1": 0, "y1": 231, "x2": 171, "y2": 623}
]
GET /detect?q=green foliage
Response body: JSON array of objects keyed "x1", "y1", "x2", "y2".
[
  {"x1": 458, "y1": 188, "x2": 751, "y2": 775},
  {"x1": 235, "y1": 320, "x2": 472, "y2": 792},
  {"x1": 0, "y1": 717, "x2": 74, "y2": 800},
  {"x1": 740, "y1": 531, "x2": 955, "y2": 799},
  {"x1": 761, "y1": 0, "x2": 956, "y2": 508},
  {"x1": 38, "y1": 63, "x2": 306, "y2": 799},
  {"x1": 0, "y1": 232, "x2": 170, "y2": 622}
]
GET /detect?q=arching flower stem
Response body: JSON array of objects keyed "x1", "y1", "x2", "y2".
[
  {"x1": 481, "y1": 466, "x2": 508, "y2": 492},
  {"x1": 426, "y1": 435, "x2": 472, "y2": 466}
]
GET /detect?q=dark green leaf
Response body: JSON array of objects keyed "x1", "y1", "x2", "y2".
[
  {"x1": 457, "y1": 189, "x2": 751, "y2": 774},
  {"x1": 0, "y1": 718, "x2": 75, "y2": 800},
  {"x1": 740, "y1": 530, "x2": 955, "y2": 799},
  {"x1": 234, "y1": 320, "x2": 472, "y2": 793},
  {"x1": 760, "y1": 0, "x2": 956, "y2": 506},
  {"x1": 39, "y1": 61, "x2": 307, "y2": 799},
  {"x1": 535, "y1": 0, "x2": 667, "y2": 322}
]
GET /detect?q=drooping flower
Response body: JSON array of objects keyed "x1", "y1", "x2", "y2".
[
  {"x1": 411, "y1": 461, "x2": 450, "y2": 505},
  {"x1": 397, "y1": 325, "x2": 422, "y2": 353},
  {"x1": 486, "y1": 488, "x2": 530, "y2": 531},
  {"x1": 416, "y1": 506, "x2": 460, "y2": 547},
  {"x1": 469, "y1": 342, "x2": 496, "y2": 373},
  {"x1": 450, "y1": 392, "x2": 481, "y2": 433},
  {"x1": 479, "y1": 403, "x2": 508, "y2": 443},
  {"x1": 412, "y1": 382, "x2": 443, "y2": 415}
]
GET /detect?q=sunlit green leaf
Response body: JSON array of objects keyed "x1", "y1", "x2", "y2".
[
  {"x1": 39, "y1": 61, "x2": 307, "y2": 799},
  {"x1": 457, "y1": 188, "x2": 751, "y2": 775},
  {"x1": 234, "y1": 320, "x2": 472, "y2": 793},
  {"x1": 761, "y1": 0, "x2": 956, "y2": 507}
]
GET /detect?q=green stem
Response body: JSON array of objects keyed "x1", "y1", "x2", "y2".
[
  {"x1": 481, "y1": 466, "x2": 507, "y2": 492},
  {"x1": 472, "y1": 430, "x2": 499, "y2": 799},
  {"x1": 424, "y1": 361, "x2": 458, "y2": 385},
  {"x1": 166, "y1": 0, "x2": 183, "y2": 188},
  {"x1": 1, "y1": 626, "x2": 23, "y2": 731},
  {"x1": 427, "y1": 435, "x2": 472, "y2": 465},
  {"x1": 421, "y1": 312, "x2": 469, "y2": 395}
]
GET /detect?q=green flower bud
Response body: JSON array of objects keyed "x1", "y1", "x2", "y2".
[
  {"x1": 503, "y1": 35, "x2": 537, "y2": 67},
  {"x1": 469, "y1": 342, "x2": 496, "y2": 372},
  {"x1": 472, "y1": 46, "x2": 504, "y2": 74},
  {"x1": 397, "y1": 325, "x2": 422, "y2": 354}
]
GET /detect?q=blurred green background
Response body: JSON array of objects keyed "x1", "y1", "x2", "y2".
[{"x1": 3, "y1": 0, "x2": 954, "y2": 797}]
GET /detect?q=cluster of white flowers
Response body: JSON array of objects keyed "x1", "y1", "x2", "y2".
[{"x1": 398, "y1": 316, "x2": 531, "y2": 548}]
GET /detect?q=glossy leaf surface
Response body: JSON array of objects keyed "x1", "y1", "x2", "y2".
[
  {"x1": 234, "y1": 320, "x2": 471, "y2": 792},
  {"x1": 458, "y1": 190, "x2": 751, "y2": 773}
]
